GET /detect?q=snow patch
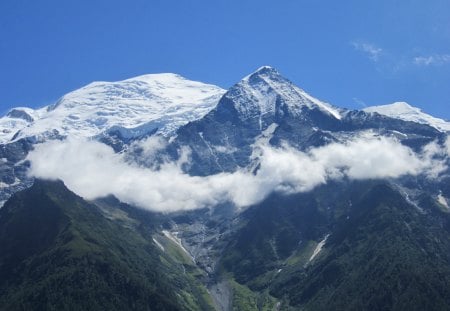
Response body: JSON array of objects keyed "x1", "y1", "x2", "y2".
[
  {"x1": 213, "y1": 145, "x2": 238, "y2": 154},
  {"x1": 390, "y1": 130, "x2": 408, "y2": 138},
  {"x1": 0, "y1": 178, "x2": 21, "y2": 189},
  {"x1": 309, "y1": 234, "x2": 330, "y2": 262},
  {"x1": 199, "y1": 132, "x2": 224, "y2": 170},
  {"x1": 438, "y1": 193, "x2": 449, "y2": 209},
  {"x1": 257, "y1": 123, "x2": 278, "y2": 145},
  {"x1": 364, "y1": 102, "x2": 450, "y2": 132},
  {"x1": 296, "y1": 88, "x2": 342, "y2": 120},
  {"x1": 152, "y1": 237, "x2": 165, "y2": 252}
]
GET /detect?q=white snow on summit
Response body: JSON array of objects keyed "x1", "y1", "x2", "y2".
[
  {"x1": 364, "y1": 102, "x2": 450, "y2": 132},
  {"x1": 233, "y1": 66, "x2": 342, "y2": 121},
  {"x1": 0, "y1": 73, "x2": 225, "y2": 143},
  {"x1": 0, "y1": 107, "x2": 39, "y2": 142}
]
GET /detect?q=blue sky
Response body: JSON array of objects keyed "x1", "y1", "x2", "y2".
[{"x1": 1, "y1": 0, "x2": 449, "y2": 119}]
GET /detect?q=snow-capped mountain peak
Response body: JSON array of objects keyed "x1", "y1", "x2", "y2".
[
  {"x1": 0, "y1": 73, "x2": 226, "y2": 143},
  {"x1": 364, "y1": 102, "x2": 416, "y2": 114},
  {"x1": 224, "y1": 66, "x2": 342, "y2": 121},
  {"x1": 6, "y1": 108, "x2": 36, "y2": 122},
  {"x1": 0, "y1": 107, "x2": 39, "y2": 143},
  {"x1": 364, "y1": 102, "x2": 450, "y2": 132},
  {"x1": 241, "y1": 65, "x2": 278, "y2": 81}
]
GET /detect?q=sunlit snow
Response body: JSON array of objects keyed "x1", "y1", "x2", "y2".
[
  {"x1": 364, "y1": 102, "x2": 450, "y2": 132},
  {"x1": 233, "y1": 66, "x2": 342, "y2": 121},
  {"x1": 0, "y1": 73, "x2": 225, "y2": 143}
]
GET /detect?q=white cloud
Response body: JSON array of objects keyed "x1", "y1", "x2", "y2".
[
  {"x1": 27, "y1": 134, "x2": 448, "y2": 213},
  {"x1": 445, "y1": 136, "x2": 450, "y2": 156},
  {"x1": 413, "y1": 54, "x2": 450, "y2": 66},
  {"x1": 351, "y1": 42, "x2": 383, "y2": 62},
  {"x1": 126, "y1": 135, "x2": 168, "y2": 168}
]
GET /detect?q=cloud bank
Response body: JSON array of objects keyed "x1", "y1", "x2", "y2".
[{"x1": 27, "y1": 134, "x2": 448, "y2": 212}]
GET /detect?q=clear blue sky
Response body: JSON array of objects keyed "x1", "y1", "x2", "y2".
[{"x1": 1, "y1": 0, "x2": 449, "y2": 119}]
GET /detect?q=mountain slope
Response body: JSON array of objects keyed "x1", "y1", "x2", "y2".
[
  {"x1": 169, "y1": 67, "x2": 443, "y2": 176},
  {"x1": 1, "y1": 67, "x2": 450, "y2": 311},
  {"x1": 169, "y1": 66, "x2": 346, "y2": 175},
  {"x1": 217, "y1": 181, "x2": 450, "y2": 310},
  {"x1": 227, "y1": 66, "x2": 342, "y2": 122},
  {"x1": 0, "y1": 73, "x2": 225, "y2": 143},
  {"x1": 364, "y1": 102, "x2": 450, "y2": 132},
  {"x1": 0, "y1": 179, "x2": 215, "y2": 310},
  {"x1": 284, "y1": 184, "x2": 450, "y2": 310},
  {"x1": 0, "y1": 73, "x2": 224, "y2": 205}
]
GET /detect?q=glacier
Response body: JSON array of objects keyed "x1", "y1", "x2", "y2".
[{"x1": 0, "y1": 73, "x2": 225, "y2": 144}]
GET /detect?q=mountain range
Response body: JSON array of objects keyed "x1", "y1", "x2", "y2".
[{"x1": 1, "y1": 66, "x2": 450, "y2": 310}]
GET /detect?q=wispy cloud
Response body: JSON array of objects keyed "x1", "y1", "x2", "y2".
[
  {"x1": 413, "y1": 54, "x2": 450, "y2": 66},
  {"x1": 351, "y1": 39, "x2": 450, "y2": 73},
  {"x1": 352, "y1": 97, "x2": 367, "y2": 108},
  {"x1": 351, "y1": 41, "x2": 383, "y2": 62}
]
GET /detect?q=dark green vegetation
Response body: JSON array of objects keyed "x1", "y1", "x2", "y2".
[
  {"x1": 219, "y1": 180, "x2": 450, "y2": 310},
  {"x1": 2, "y1": 179, "x2": 450, "y2": 310},
  {"x1": 0, "y1": 180, "x2": 214, "y2": 311}
]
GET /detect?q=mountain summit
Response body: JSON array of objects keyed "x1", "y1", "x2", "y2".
[
  {"x1": 218, "y1": 66, "x2": 341, "y2": 127},
  {"x1": 1, "y1": 67, "x2": 450, "y2": 310},
  {"x1": 0, "y1": 73, "x2": 225, "y2": 143},
  {"x1": 364, "y1": 101, "x2": 450, "y2": 132}
]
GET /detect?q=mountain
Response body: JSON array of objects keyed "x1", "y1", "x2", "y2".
[
  {"x1": 168, "y1": 66, "x2": 343, "y2": 175},
  {"x1": 0, "y1": 179, "x2": 215, "y2": 310},
  {"x1": 0, "y1": 73, "x2": 225, "y2": 144},
  {"x1": 219, "y1": 180, "x2": 450, "y2": 310},
  {"x1": 169, "y1": 66, "x2": 443, "y2": 175},
  {"x1": 364, "y1": 102, "x2": 450, "y2": 133},
  {"x1": 222, "y1": 66, "x2": 342, "y2": 122},
  {"x1": 1, "y1": 66, "x2": 450, "y2": 310},
  {"x1": 156, "y1": 67, "x2": 450, "y2": 310},
  {"x1": 0, "y1": 73, "x2": 224, "y2": 206}
]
